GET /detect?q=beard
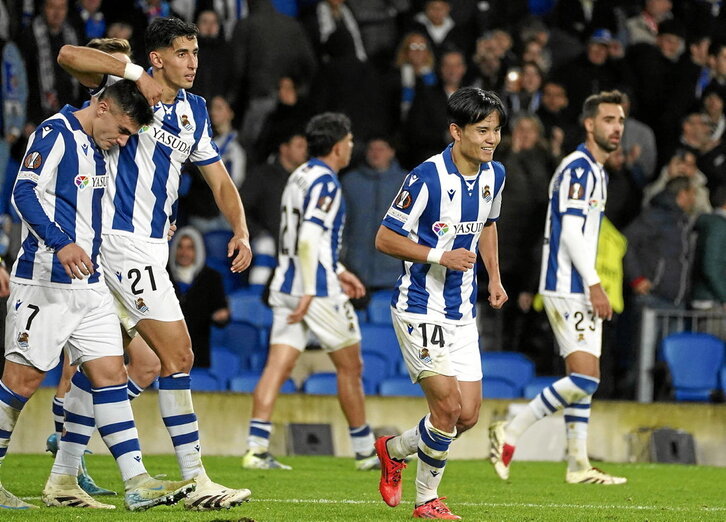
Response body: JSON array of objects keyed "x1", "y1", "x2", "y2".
[{"x1": 594, "y1": 131, "x2": 619, "y2": 153}]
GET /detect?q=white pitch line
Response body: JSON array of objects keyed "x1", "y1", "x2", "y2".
[{"x1": 252, "y1": 498, "x2": 726, "y2": 512}]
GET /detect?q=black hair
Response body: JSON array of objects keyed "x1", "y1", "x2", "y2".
[
  {"x1": 447, "y1": 87, "x2": 507, "y2": 129},
  {"x1": 87, "y1": 37, "x2": 132, "y2": 56},
  {"x1": 145, "y1": 17, "x2": 199, "y2": 53},
  {"x1": 305, "y1": 112, "x2": 351, "y2": 157},
  {"x1": 100, "y1": 80, "x2": 154, "y2": 127},
  {"x1": 708, "y1": 39, "x2": 726, "y2": 57},
  {"x1": 664, "y1": 175, "x2": 692, "y2": 196},
  {"x1": 711, "y1": 185, "x2": 726, "y2": 208},
  {"x1": 581, "y1": 90, "x2": 624, "y2": 121}
]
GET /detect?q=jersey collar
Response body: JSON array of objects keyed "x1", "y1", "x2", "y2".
[
  {"x1": 442, "y1": 142, "x2": 490, "y2": 179},
  {"x1": 60, "y1": 104, "x2": 84, "y2": 132},
  {"x1": 308, "y1": 157, "x2": 336, "y2": 174},
  {"x1": 577, "y1": 143, "x2": 599, "y2": 165}
]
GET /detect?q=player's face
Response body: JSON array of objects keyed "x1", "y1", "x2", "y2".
[
  {"x1": 92, "y1": 99, "x2": 140, "y2": 150},
  {"x1": 587, "y1": 102, "x2": 624, "y2": 154},
  {"x1": 153, "y1": 36, "x2": 198, "y2": 90},
  {"x1": 335, "y1": 133, "x2": 354, "y2": 169},
  {"x1": 452, "y1": 111, "x2": 502, "y2": 166}
]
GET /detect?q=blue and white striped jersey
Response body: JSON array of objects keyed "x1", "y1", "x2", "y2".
[
  {"x1": 381, "y1": 144, "x2": 506, "y2": 324},
  {"x1": 100, "y1": 76, "x2": 219, "y2": 241},
  {"x1": 11, "y1": 105, "x2": 106, "y2": 287},
  {"x1": 270, "y1": 159, "x2": 345, "y2": 297},
  {"x1": 539, "y1": 144, "x2": 607, "y2": 296}
]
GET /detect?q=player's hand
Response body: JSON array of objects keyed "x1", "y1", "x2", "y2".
[
  {"x1": 488, "y1": 280, "x2": 508, "y2": 309},
  {"x1": 136, "y1": 72, "x2": 163, "y2": 106},
  {"x1": 589, "y1": 283, "x2": 612, "y2": 320},
  {"x1": 57, "y1": 243, "x2": 94, "y2": 279},
  {"x1": 228, "y1": 235, "x2": 252, "y2": 273},
  {"x1": 0, "y1": 266, "x2": 9, "y2": 297},
  {"x1": 338, "y1": 270, "x2": 366, "y2": 299},
  {"x1": 288, "y1": 295, "x2": 313, "y2": 324},
  {"x1": 439, "y1": 248, "x2": 476, "y2": 271},
  {"x1": 167, "y1": 223, "x2": 177, "y2": 241}
]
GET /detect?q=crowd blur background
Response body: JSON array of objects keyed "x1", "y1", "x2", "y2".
[{"x1": 0, "y1": 0, "x2": 725, "y2": 401}]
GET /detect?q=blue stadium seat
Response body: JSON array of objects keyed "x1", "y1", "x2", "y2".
[
  {"x1": 209, "y1": 347, "x2": 244, "y2": 387},
  {"x1": 367, "y1": 290, "x2": 394, "y2": 325},
  {"x1": 220, "y1": 320, "x2": 263, "y2": 355},
  {"x1": 483, "y1": 376, "x2": 522, "y2": 399},
  {"x1": 361, "y1": 351, "x2": 390, "y2": 394},
  {"x1": 481, "y1": 351, "x2": 535, "y2": 396},
  {"x1": 721, "y1": 367, "x2": 726, "y2": 394},
  {"x1": 359, "y1": 324, "x2": 401, "y2": 366},
  {"x1": 356, "y1": 308, "x2": 368, "y2": 325},
  {"x1": 302, "y1": 373, "x2": 338, "y2": 395},
  {"x1": 203, "y1": 229, "x2": 233, "y2": 268},
  {"x1": 662, "y1": 332, "x2": 725, "y2": 401},
  {"x1": 523, "y1": 376, "x2": 560, "y2": 399},
  {"x1": 210, "y1": 325, "x2": 226, "y2": 347},
  {"x1": 229, "y1": 291, "x2": 273, "y2": 328},
  {"x1": 379, "y1": 376, "x2": 425, "y2": 397},
  {"x1": 229, "y1": 372, "x2": 297, "y2": 394},
  {"x1": 190, "y1": 369, "x2": 222, "y2": 391}
]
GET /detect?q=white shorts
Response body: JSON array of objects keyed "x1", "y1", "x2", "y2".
[
  {"x1": 542, "y1": 295, "x2": 603, "y2": 358},
  {"x1": 101, "y1": 234, "x2": 184, "y2": 336},
  {"x1": 269, "y1": 291, "x2": 361, "y2": 352},
  {"x1": 391, "y1": 309, "x2": 482, "y2": 383},
  {"x1": 4, "y1": 283, "x2": 123, "y2": 372}
]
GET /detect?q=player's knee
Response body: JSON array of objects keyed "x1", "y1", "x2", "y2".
[
  {"x1": 456, "y1": 410, "x2": 479, "y2": 433},
  {"x1": 336, "y1": 356, "x2": 363, "y2": 379},
  {"x1": 570, "y1": 373, "x2": 599, "y2": 396}
]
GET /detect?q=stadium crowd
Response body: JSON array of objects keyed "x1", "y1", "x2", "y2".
[{"x1": 0, "y1": 0, "x2": 724, "y2": 404}]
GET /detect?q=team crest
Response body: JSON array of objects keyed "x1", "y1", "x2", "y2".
[
  {"x1": 180, "y1": 114, "x2": 192, "y2": 131},
  {"x1": 568, "y1": 183, "x2": 583, "y2": 200},
  {"x1": 577, "y1": 333, "x2": 586, "y2": 344},
  {"x1": 16, "y1": 332, "x2": 29, "y2": 350},
  {"x1": 135, "y1": 298, "x2": 149, "y2": 314},
  {"x1": 419, "y1": 348, "x2": 432, "y2": 364},
  {"x1": 75, "y1": 175, "x2": 90, "y2": 190},
  {"x1": 482, "y1": 185, "x2": 492, "y2": 202},
  {"x1": 394, "y1": 190, "x2": 412, "y2": 210},
  {"x1": 348, "y1": 322, "x2": 356, "y2": 333},
  {"x1": 432, "y1": 222, "x2": 449, "y2": 237},
  {"x1": 23, "y1": 151, "x2": 42, "y2": 169}
]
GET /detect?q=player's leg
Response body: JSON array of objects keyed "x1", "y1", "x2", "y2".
[
  {"x1": 456, "y1": 380, "x2": 482, "y2": 435},
  {"x1": 489, "y1": 296, "x2": 596, "y2": 480},
  {"x1": 136, "y1": 318, "x2": 252, "y2": 510},
  {"x1": 451, "y1": 322, "x2": 483, "y2": 437},
  {"x1": 0, "y1": 361, "x2": 44, "y2": 509},
  {"x1": 45, "y1": 293, "x2": 194, "y2": 510},
  {"x1": 242, "y1": 343, "x2": 300, "y2": 470},
  {"x1": 50, "y1": 354, "x2": 74, "y2": 444},
  {"x1": 327, "y1": 343, "x2": 377, "y2": 469},
  {"x1": 563, "y1": 351, "x2": 625, "y2": 485},
  {"x1": 124, "y1": 331, "x2": 161, "y2": 399}
]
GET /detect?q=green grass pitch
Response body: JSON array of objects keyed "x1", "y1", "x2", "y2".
[{"x1": 1, "y1": 454, "x2": 725, "y2": 521}]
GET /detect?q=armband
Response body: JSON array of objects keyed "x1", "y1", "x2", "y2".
[{"x1": 426, "y1": 248, "x2": 444, "y2": 265}]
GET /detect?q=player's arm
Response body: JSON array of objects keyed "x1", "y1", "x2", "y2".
[
  {"x1": 560, "y1": 214, "x2": 612, "y2": 319},
  {"x1": 198, "y1": 160, "x2": 252, "y2": 273},
  {"x1": 336, "y1": 262, "x2": 365, "y2": 299},
  {"x1": 57, "y1": 45, "x2": 162, "y2": 105},
  {"x1": 375, "y1": 226, "x2": 475, "y2": 271},
  {"x1": 478, "y1": 222, "x2": 507, "y2": 309},
  {"x1": 287, "y1": 221, "x2": 324, "y2": 323}
]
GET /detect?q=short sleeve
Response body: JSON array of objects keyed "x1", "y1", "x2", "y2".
[
  {"x1": 381, "y1": 169, "x2": 429, "y2": 236},
  {"x1": 303, "y1": 175, "x2": 339, "y2": 230},
  {"x1": 559, "y1": 159, "x2": 593, "y2": 218},
  {"x1": 189, "y1": 96, "x2": 221, "y2": 166}
]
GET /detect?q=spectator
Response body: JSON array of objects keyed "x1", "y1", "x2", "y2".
[
  {"x1": 341, "y1": 137, "x2": 406, "y2": 291},
  {"x1": 705, "y1": 40, "x2": 726, "y2": 104},
  {"x1": 502, "y1": 61, "x2": 543, "y2": 118},
  {"x1": 168, "y1": 227, "x2": 230, "y2": 369},
  {"x1": 469, "y1": 30, "x2": 511, "y2": 93},
  {"x1": 242, "y1": 131, "x2": 308, "y2": 247},
  {"x1": 603, "y1": 146, "x2": 643, "y2": 231},
  {"x1": 230, "y1": 0, "x2": 317, "y2": 147},
  {"x1": 692, "y1": 186, "x2": 726, "y2": 311},
  {"x1": 493, "y1": 113, "x2": 552, "y2": 358},
  {"x1": 553, "y1": 29, "x2": 625, "y2": 124},
  {"x1": 409, "y1": 0, "x2": 467, "y2": 60},
  {"x1": 535, "y1": 79, "x2": 580, "y2": 159},
  {"x1": 625, "y1": 0, "x2": 673, "y2": 46},
  {"x1": 195, "y1": 0, "x2": 248, "y2": 41},
  {"x1": 181, "y1": 96, "x2": 247, "y2": 233},
  {"x1": 673, "y1": 111, "x2": 713, "y2": 160},
  {"x1": 547, "y1": 0, "x2": 620, "y2": 44},
  {"x1": 254, "y1": 76, "x2": 312, "y2": 164},
  {"x1": 68, "y1": 0, "x2": 106, "y2": 43},
  {"x1": 190, "y1": 9, "x2": 232, "y2": 103},
  {"x1": 19, "y1": 0, "x2": 81, "y2": 126},
  {"x1": 346, "y1": 0, "x2": 409, "y2": 70},
  {"x1": 393, "y1": 32, "x2": 438, "y2": 122},
  {"x1": 671, "y1": 33, "x2": 711, "y2": 122},
  {"x1": 643, "y1": 150, "x2": 711, "y2": 217},
  {"x1": 624, "y1": 176, "x2": 696, "y2": 311},
  {"x1": 620, "y1": 91, "x2": 658, "y2": 186},
  {"x1": 304, "y1": 0, "x2": 367, "y2": 63},
  {"x1": 700, "y1": 86, "x2": 725, "y2": 142},
  {"x1": 403, "y1": 48, "x2": 466, "y2": 168}
]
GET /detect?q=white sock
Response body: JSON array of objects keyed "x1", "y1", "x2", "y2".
[
  {"x1": 247, "y1": 419, "x2": 271, "y2": 453},
  {"x1": 158, "y1": 373, "x2": 204, "y2": 480},
  {"x1": 415, "y1": 415, "x2": 455, "y2": 506},
  {"x1": 565, "y1": 395, "x2": 592, "y2": 471},
  {"x1": 349, "y1": 424, "x2": 375, "y2": 456},
  {"x1": 0, "y1": 381, "x2": 29, "y2": 467},
  {"x1": 52, "y1": 371, "x2": 94, "y2": 477}
]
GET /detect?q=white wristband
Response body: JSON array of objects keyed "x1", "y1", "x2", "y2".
[
  {"x1": 426, "y1": 248, "x2": 444, "y2": 265},
  {"x1": 123, "y1": 63, "x2": 144, "y2": 82}
]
